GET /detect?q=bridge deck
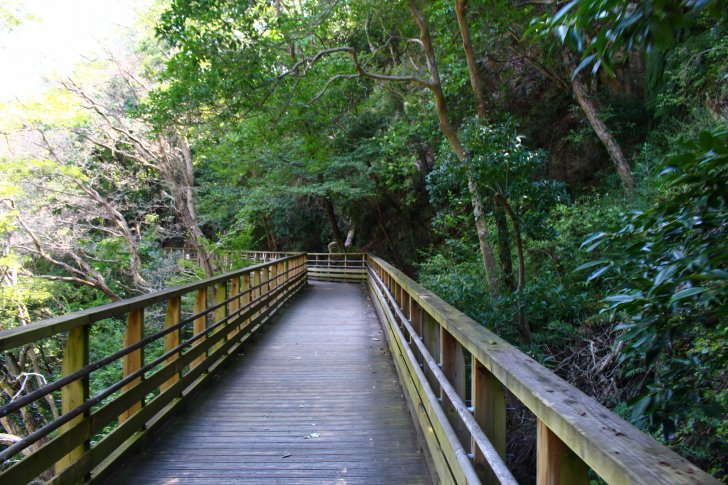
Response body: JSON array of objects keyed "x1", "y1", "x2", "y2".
[{"x1": 107, "y1": 280, "x2": 431, "y2": 484}]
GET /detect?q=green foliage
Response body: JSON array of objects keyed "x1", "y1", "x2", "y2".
[
  {"x1": 582, "y1": 129, "x2": 727, "y2": 436},
  {"x1": 529, "y1": 0, "x2": 726, "y2": 76}
]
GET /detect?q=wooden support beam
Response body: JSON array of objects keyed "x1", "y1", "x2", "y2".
[
  {"x1": 270, "y1": 263, "x2": 278, "y2": 306},
  {"x1": 537, "y1": 419, "x2": 589, "y2": 485},
  {"x1": 191, "y1": 287, "x2": 208, "y2": 370},
  {"x1": 422, "y1": 312, "x2": 441, "y2": 396},
  {"x1": 227, "y1": 277, "x2": 240, "y2": 341},
  {"x1": 213, "y1": 281, "x2": 227, "y2": 351},
  {"x1": 119, "y1": 308, "x2": 144, "y2": 423},
  {"x1": 409, "y1": 297, "x2": 423, "y2": 365},
  {"x1": 55, "y1": 326, "x2": 89, "y2": 475},
  {"x1": 241, "y1": 273, "x2": 251, "y2": 331},
  {"x1": 472, "y1": 357, "x2": 506, "y2": 483},
  {"x1": 441, "y1": 327, "x2": 470, "y2": 448},
  {"x1": 161, "y1": 297, "x2": 181, "y2": 393},
  {"x1": 252, "y1": 270, "x2": 260, "y2": 322}
]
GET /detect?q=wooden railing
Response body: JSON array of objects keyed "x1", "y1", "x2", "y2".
[
  {"x1": 306, "y1": 252, "x2": 367, "y2": 282},
  {"x1": 240, "y1": 251, "x2": 299, "y2": 263},
  {"x1": 0, "y1": 252, "x2": 719, "y2": 484},
  {"x1": 0, "y1": 254, "x2": 307, "y2": 484},
  {"x1": 366, "y1": 255, "x2": 718, "y2": 485}
]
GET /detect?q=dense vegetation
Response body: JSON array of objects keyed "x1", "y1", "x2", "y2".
[{"x1": 1, "y1": 0, "x2": 726, "y2": 479}]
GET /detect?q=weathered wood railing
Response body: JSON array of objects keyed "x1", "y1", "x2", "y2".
[
  {"x1": 0, "y1": 251, "x2": 719, "y2": 484},
  {"x1": 0, "y1": 254, "x2": 307, "y2": 484},
  {"x1": 366, "y1": 255, "x2": 718, "y2": 485},
  {"x1": 306, "y1": 252, "x2": 367, "y2": 282},
  {"x1": 240, "y1": 250, "x2": 299, "y2": 263}
]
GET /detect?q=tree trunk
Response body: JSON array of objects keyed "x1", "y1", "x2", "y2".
[
  {"x1": 568, "y1": 64, "x2": 634, "y2": 192},
  {"x1": 322, "y1": 197, "x2": 345, "y2": 252},
  {"x1": 455, "y1": 0, "x2": 488, "y2": 119},
  {"x1": 344, "y1": 223, "x2": 355, "y2": 248},
  {"x1": 494, "y1": 207, "x2": 515, "y2": 291},
  {"x1": 495, "y1": 194, "x2": 532, "y2": 345},
  {"x1": 408, "y1": 0, "x2": 499, "y2": 293},
  {"x1": 261, "y1": 214, "x2": 278, "y2": 251},
  {"x1": 174, "y1": 135, "x2": 215, "y2": 276}
]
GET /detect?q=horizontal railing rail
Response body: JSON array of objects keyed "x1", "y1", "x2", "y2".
[
  {"x1": 0, "y1": 254, "x2": 307, "y2": 484},
  {"x1": 239, "y1": 250, "x2": 300, "y2": 263},
  {"x1": 366, "y1": 255, "x2": 719, "y2": 485},
  {"x1": 306, "y1": 252, "x2": 367, "y2": 282}
]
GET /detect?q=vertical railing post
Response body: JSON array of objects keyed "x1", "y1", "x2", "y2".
[
  {"x1": 268, "y1": 263, "x2": 278, "y2": 292},
  {"x1": 441, "y1": 328, "x2": 469, "y2": 446},
  {"x1": 241, "y1": 272, "x2": 251, "y2": 331},
  {"x1": 409, "y1": 297, "x2": 423, "y2": 363},
  {"x1": 192, "y1": 287, "x2": 208, "y2": 369},
  {"x1": 422, "y1": 312, "x2": 441, "y2": 395},
  {"x1": 161, "y1": 297, "x2": 181, "y2": 393},
  {"x1": 252, "y1": 269, "x2": 261, "y2": 322},
  {"x1": 228, "y1": 277, "x2": 240, "y2": 340},
  {"x1": 119, "y1": 308, "x2": 144, "y2": 423},
  {"x1": 472, "y1": 358, "x2": 506, "y2": 482},
  {"x1": 261, "y1": 265, "x2": 269, "y2": 313},
  {"x1": 213, "y1": 281, "x2": 227, "y2": 351},
  {"x1": 55, "y1": 325, "x2": 89, "y2": 474},
  {"x1": 537, "y1": 420, "x2": 589, "y2": 485}
]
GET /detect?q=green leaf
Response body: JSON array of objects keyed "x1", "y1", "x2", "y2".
[
  {"x1": 580, "y1": 232, "x2": 607, "y2": 249},
  {"x1": 574, "y1": 259, "x2": 609, "y2": 272},
  {"x1": 550, "y1": 0, "x2": 578, "y2": 26},
  {"x1": 630, "y1": 396, "x2": 652, "y2": 422},
  {"x1": 669, "y1": 287, "x2": 707, "y2": 303},
  {"x1": 587, "y1": 264, "x2": 612, "y2": 282}
]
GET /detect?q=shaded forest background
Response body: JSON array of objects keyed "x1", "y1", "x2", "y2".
[{"x1": 1, "y1": 0, "x2": 726, "y2": 479}]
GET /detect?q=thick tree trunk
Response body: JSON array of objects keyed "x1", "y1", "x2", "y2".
[
  {"x1": 344, "y1": 223, "x2": 355, "y2": 248},
  {"x1": 322, "y1": 197, "x2": 345, "y2": 252},
  {"x1": 566, "y1": 56, "x2": 634, "y2": 192},
  {"x1": 455, "y1": 0, "x2": 488, "y2": 119},
  {"x1": 174, "y1": 136, "x2": 215, "y2": 276},
  {"x1": 409, "y1": 0, "x2": 499, "y2": 293}
]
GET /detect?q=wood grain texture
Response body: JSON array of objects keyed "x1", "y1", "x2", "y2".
[
  {"x1": 369, "y1": 256, "x2": 720, "y2": 485},
  {"x1": 119, "y1": 308, "x2": 143, "y2": 423},
  {"x1": 106, "y1": 281, "x2": 430, "y2": 485},
  {"x1": 56, "y1": 326, "x2": 89, "y2": 474}
]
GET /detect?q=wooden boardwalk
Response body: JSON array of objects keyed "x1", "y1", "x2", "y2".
[{"x1": 107, "y1": 281, "x2": 431, "y2": 484}]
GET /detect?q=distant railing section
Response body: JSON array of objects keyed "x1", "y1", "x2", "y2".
[
  {"x1": 366, "y1": 255, "x2": 718, "y2": 485},
  {"x1": 306, "y1": 253, "x2": 367, "y2": 282},
  {"x1": 164, "y1": 250, "x2": 367, "y2": 279},
  {"x1": 239, "y1": 251, "x2": 367, "y2": 282},
  {"x1": 239, "y1": 251, "x2": 299, "y2": 263},
  {"x1": 0, "y1": 254, "x2": 307, "y2": 484},
  {"x1": 162, "y1": 249, "x2": 298, "y2": 272}
]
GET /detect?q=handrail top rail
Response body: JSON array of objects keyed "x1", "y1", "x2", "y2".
[
  {"x1": 305, "y1": 252, "x2": 366, "y2": 255},
  {"x1": 0, "y1": 253, "x2": 304, "y2": 352},
  {"x1": 367, "y1": 255, "x2": 718, "y2": 485}
]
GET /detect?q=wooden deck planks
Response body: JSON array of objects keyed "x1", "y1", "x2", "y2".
[{"x1": 106, "y1": 281, "x2": 431, "y2": 485}]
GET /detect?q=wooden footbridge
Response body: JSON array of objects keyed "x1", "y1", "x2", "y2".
[{"x1": 0, "y1": 253, "x2": 718, "y2": 484}]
